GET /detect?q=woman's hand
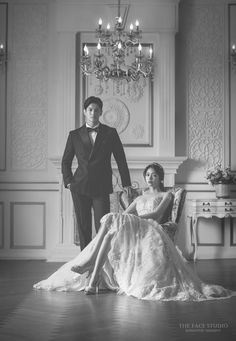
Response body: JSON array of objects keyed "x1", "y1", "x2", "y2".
[{"x1": 123, "y1": 186, "x2": 133, "y2": 205}]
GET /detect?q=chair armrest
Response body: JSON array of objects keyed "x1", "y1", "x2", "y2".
[{"x1": 170, "y1": 187, "x2": 186, "y2": 223}]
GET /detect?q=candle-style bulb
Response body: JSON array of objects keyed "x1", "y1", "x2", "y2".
[
  {"x1": 232, "y1": 44, "x2": 236, "y2": 51},
  {"x1": 97, "y1": 41, "x2": 101, "y2": 50},
  {"x1": 138, "y1": 43, "x2": 142, "y2": 52},
  {"x1": 118, "y1": 42, "x2": 122, "y2": 50},
  {"x1": 83, "y1": 44, "x2": 89, "y2": 56},
  {"x1": 118, "y1": 17, "x2": 122, "y2": 24},
  {"x1": 149, "y1": 46, "x2": 153, "y2": 58},
  {"x1": 98, "y1": 18, "x2": 102, "y2": 26},
  {"x1": 0, "y1": 44, "x2": 4, "y2": 49},
  {"x1": 130, "y1": 23, "x2": 134, "y2": 31},
  {"x1": 135, "y1": 20, "x2": 139, "y2": 28},
  {"x1": 107, "y1": 23, "x2": 110, "y2": 30}
]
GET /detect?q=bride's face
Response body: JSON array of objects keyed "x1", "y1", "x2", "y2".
[{"x1": 145, "y1": 167, "x2": 160, "y2": 189}]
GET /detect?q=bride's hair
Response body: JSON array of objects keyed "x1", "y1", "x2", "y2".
[{"x1": 143, "y1": 163, "x2": 165, "y2": 191}]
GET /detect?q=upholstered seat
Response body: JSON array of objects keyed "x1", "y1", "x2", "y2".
[{"x1": 111, "y1": 187, "x2": 186, "y2": 243}]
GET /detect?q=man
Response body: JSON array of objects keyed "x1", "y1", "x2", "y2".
[{"x1": 62, "y1": 96, "x2": 131, "y2": 250}]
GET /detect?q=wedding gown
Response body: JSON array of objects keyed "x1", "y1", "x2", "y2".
[{"x1": 34, "y1": 196, "x2": 236, "y2": 301}]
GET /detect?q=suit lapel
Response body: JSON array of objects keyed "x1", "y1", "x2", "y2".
[
  {"x1": 79, "y1": 124, "x2": 93, "y2": 156},
  {"x1": 90, "y1": 124, "x2": 107, "y2": 159}
]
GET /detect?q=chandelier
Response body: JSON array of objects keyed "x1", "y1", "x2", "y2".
[{"x1": 81, "y1": 0, "x2": 154, "y2": 83}]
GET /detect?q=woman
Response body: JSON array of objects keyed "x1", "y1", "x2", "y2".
[{"x1": 34, "y1": 163, "x2": 235, "y2": 301}]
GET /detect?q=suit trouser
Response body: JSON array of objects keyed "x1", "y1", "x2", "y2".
[{"x1": 71, "y1": 191, "x2": 110, "y2": 250}]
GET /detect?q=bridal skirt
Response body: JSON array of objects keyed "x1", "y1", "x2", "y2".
[{"x1": 34, "y1": 213, "x2": 235, "y2": 301}]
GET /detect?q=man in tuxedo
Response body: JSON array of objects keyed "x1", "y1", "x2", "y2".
[{"x1": 62, "y1": 96, "x2": 131, "y2": 250}]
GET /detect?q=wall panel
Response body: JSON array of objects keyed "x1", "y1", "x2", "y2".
[
  {"x1": 10, "y1": 202, "x2": 45, "y2": 249},
  {"x1": 176, "y1": 1, "x2": 227, "y2": 183},
  {"x1": 229, "y1": 4, "x2": 236, "y2": 169},
  {"x1": 0, "y1": 3, "x2": 7, "y2": 170},
  {"x1": 0, "y1": 182, "x2": 60, "y2": 259}
]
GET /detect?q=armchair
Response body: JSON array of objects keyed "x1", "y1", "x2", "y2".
[{"x1": 114, "y1": 187, "x2": 186, "y2": 243}]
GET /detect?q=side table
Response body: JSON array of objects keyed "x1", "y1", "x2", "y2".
[{"x1": 188, "y1": 198, "x2": 236, "y2": 261}]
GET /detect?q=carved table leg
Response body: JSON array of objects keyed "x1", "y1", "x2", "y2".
[{"x1": 192, "y1": 215, "x2": 198, "y2": 262}]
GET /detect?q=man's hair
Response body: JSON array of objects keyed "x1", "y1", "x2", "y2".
[{"x1": 84, "y1": 96, "x2": 103, "y2": 110}]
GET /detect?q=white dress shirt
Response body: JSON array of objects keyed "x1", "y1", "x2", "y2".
[{"x1": 86, "y1": 123, "x2": 100, "y2": 145}]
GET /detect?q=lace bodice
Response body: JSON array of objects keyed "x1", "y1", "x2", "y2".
[{"x1": 135, "y1": 195, "x2": 163, "y2": 215}]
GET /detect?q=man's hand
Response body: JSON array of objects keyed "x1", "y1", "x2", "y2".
[
  {"x1": 67, "y1": 184, "x2": 71, "y2": 190},
  {"x1": 123, "y1": 186, "x2": 133, "y2": 204}
]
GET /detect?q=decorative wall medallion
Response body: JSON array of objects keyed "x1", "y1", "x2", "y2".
[
  {"x1": 101, "y1": 98, "x2": 130, "y2": 134},
  {"x1": 94, "y1": 84, "x2": 103, "y2": 96}
]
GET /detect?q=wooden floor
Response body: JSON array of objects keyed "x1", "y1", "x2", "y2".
[{"x1": 0, "y1": 260, "x2": 235, "y2": 341}]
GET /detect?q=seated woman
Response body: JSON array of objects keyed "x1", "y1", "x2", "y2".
[{"x1": 34, "y1": 163, "x2": 236, "y2": 301}]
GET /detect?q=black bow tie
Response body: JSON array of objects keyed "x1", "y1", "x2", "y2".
[{"x1": 87, "y1": 127, "x2": 99, "y2": 133}]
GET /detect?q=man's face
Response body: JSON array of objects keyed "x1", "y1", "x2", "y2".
[{"x1": 84, "y1": 103, "x2": 102, "y2": 127}]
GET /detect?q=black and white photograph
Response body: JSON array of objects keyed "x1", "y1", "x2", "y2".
[{"x1": 0, "y1": 0, "x2": 236, "y2": 340}]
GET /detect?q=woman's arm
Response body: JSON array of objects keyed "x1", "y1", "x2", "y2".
[
  {"x1": 123, "y1": 198, "x2": 137, "y2": 215},
  {"x1": 138, "y1": 191, "x2": 173, "y2": 223}
]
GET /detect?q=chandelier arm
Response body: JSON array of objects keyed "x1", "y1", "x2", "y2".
[{"x1": 124, "y1": 39, "x2": 139, "y2": 48}]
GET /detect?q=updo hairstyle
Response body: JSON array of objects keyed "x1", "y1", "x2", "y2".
[{"x1": 143, "y1": 163, "x2": 165, "y2": 191}]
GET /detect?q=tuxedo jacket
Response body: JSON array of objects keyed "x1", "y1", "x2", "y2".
[{"x1": 61, "y1": 123, "x2": 131, "y2": 197}]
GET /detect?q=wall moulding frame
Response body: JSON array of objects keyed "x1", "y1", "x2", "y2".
[
  {"x1": 0, "y1": 3, "x2": 7, "y2": 171},
  {"x1": 10, "y1": 202, "x2": 46, "y2": 250},
  {"x1": 78, "y1": 37, "x2": 154, "y2": 148}
]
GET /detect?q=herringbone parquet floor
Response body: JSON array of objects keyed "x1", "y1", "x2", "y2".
[{"x1": 0, "y1": 259, "x2": 235, "y2": 341}]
